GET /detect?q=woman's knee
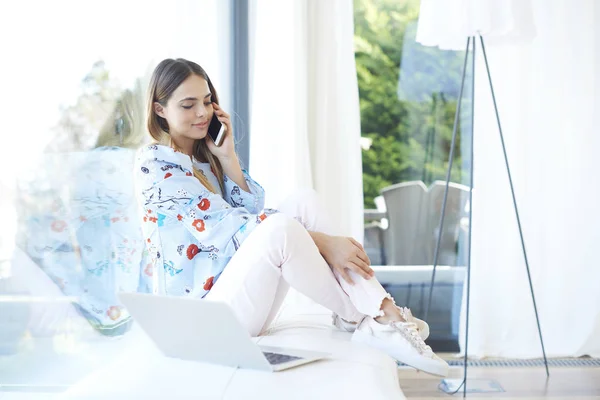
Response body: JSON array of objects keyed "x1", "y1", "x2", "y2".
[
  {"x1": 252, "y1": 213, "x2": 314, "y2": 264},
  {"x1": 259, "y1": 212, "x2": 306, "y2": 238}
]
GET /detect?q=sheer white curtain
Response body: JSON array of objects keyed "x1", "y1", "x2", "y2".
[
  {"x1": 419, "y1": 0, "x2": 600, "y2": 357},
  {"x1": 248, "y1": 0, "x2": 364, "y2": 240}
]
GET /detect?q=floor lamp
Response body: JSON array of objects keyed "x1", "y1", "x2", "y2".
[{"x1": 423, "y1": 34, "x2": 550, "y2": 396}]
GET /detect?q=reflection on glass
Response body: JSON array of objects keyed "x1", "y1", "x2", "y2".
[
  {"x1": 16, "y1": 147, "x2": 147, "y2": 335},
  {"x1": 1, "y1": 0, "x2": 231, "y2": 392},
  {"x1": 0, "y1": 60, "x2": 151, "y2": 389}
]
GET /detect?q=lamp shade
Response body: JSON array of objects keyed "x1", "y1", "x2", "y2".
[{"x1": 415, "y1": 0, "x2": 537, "y2": 50}]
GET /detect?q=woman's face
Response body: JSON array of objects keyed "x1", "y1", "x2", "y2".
[{"x1": 154, "y1": 74, "x2": 214, "y2": 141}]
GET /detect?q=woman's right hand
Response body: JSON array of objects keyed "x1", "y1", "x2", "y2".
[{"x1": 315, "y1": 233, "x2": 374, "y2": 285}]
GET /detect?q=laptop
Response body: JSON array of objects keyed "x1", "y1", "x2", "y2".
[{"x1": 118, "y1": 292, "x2": 330, "y2": 372}]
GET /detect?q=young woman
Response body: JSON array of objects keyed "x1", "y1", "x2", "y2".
[{"x1": 134, "y1": 58, "x2": 448, "y2": 377}]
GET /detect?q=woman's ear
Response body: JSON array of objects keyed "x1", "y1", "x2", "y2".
[{"x1": 153, "y1": 102, "x2": 166, "y2": 118}]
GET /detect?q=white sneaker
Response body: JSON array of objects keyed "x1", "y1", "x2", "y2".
[
  {"x1": 398, "y1": 307, "x2": 430, "y2": 341},
  {"x1": 332, "y1": 307, "x2": 430, "y2": 340},
  {"x1": 351, "y1": 316, "x2": 448, "y2": 377}
]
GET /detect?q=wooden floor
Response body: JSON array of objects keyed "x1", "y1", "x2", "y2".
[{"x1": 398, "y1": 365, "x2": 600, "y2": 399}]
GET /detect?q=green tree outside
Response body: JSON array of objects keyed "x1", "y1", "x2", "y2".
[{"x1": 354, "y1": 0, "x2": 468, "y2": 208}]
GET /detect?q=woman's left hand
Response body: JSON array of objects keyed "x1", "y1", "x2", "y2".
[{"x1": 206, "y1": 102, "x2": 236, "y2": 160}]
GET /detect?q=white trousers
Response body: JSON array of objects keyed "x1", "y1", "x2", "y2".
[{"x1": 206, "y1": 189, "x2": 391, "y2": 336}]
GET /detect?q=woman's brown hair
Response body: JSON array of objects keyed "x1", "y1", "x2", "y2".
[{"x1": 147, "y1": 58, "x2": 224, "y2": 193}]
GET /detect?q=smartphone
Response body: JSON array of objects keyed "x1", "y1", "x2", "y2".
[{"x1": 208, "y1": 113, "x2": 226, "y2": 146}]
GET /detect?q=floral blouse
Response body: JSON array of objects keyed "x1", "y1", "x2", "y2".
[{"x1": 134, "y1": 144, "x2": 277, "y2": 298}]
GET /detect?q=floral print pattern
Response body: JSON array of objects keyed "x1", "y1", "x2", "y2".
[
  {"x1": 134, "y1": 144, "x2": 278, "y2": 298},
  {"x1": 16, "y1": 147, "x2": 149, "y2": 336}
]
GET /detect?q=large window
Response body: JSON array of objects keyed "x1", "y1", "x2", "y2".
[{"x1": 354, "y1": 0, "x2": 473, "y2": 350}]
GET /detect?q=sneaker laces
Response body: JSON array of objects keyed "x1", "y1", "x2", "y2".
[
  {"x1": 398, "y1": 307, "x2": 415, "y2": 322},
  {"x1": 391, "y1": 320, "x2": 432, "y2": 355}
]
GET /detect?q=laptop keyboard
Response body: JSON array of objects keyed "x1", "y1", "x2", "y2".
[{"x1": 262, "y1": 352, "x2": 303, "y2": 365}]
